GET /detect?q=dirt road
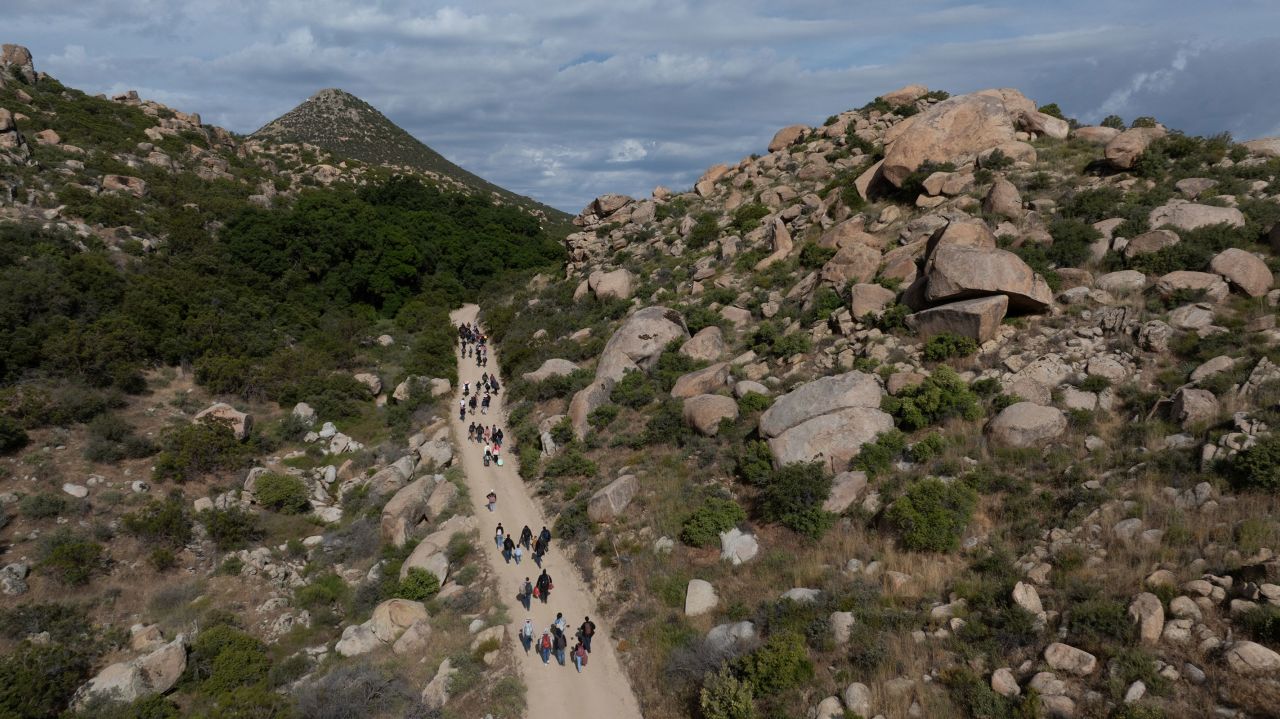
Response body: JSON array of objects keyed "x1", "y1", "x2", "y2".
[{"x1": 448, "y1": 304, "x2": 643, "y2": 719}]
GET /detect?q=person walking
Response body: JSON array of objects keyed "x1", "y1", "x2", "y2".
[
  {"x1": 536, "y1": 569, "x2": 552, "y2": 604},
  {"x1": 520, "y1": 619, "x2": 535, "y2": 654},
  {"x1": 579, "y1": 616, "x2": 596, "y2": 653},
  {"x1": 539, "y1": 525, "x2": 552, "y2": 550},
  {"x1": 520, "y1": 577, "x2": 533, "y2": 611},
  {"x1": 532, "y1": 536, "x2": 546, "y2": 567},
  {"x1": 512, "y1": 543, "x2": 523, "y2": 565},
  {"x1": 519, "y1": 525, "x2": 533, "y2": 550},
  {"x1": 486, "y1": 490, "x2": 497, "y2": 512},
  {"x1": 481, "y1": 394, "x2": 490, "y2": 415},
  {"x1": 552, "y1": 626, "x2": 567, "y2": 666},
  {"x1": 572, "y1": 641, "x2": 588, "y2": 672},
  {"x1": 538, "y1": 630, "x2": 552, "y2": 664},
  {"x1": 553, "y1": 612, "x2": 566, "y2": 633},
  {"x1": 494, "y1": 523, "x2": 504, "y2": 550},
  {"x1": 502, "y1": 535, "x2": 515, "y2": 563}
]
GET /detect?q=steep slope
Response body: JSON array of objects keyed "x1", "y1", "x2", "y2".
[{"x1": 253, "y1": 88, "x2": 570, "y2": 230}]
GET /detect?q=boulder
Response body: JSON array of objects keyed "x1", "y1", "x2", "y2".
[
  {"x1": 587, "y1": 474, "x2": 638, "y2": 522},
  {"x1": 1012, "y1": 581, "x2": 1043, "y2": 614},
  {"x1": 591, "y1": 194, "x2": 633, "y2": 217},
  {"x1": 1043, "y1": 642, "x2": 1097, "y2": 676},
  {"x1": 523, "y1": 358, "x2": 581, "y2": 383},
  {"x1": 849, "y1": 283, "x2": 897, "y2": 318},
  {"x1": 823, "y1": 471, "x2": 867, "y2": 513},
  {"x1": 813, "y1": 696, "x2": 843, "y2": 719},
  {"x1": 1, "y1": 45, "x2": 37, "y2": 84},
  {"x1": 1149, "y1": 202, "x2": 1245, "y2": 232},
  {"x1": 381, "y1": 477, "x2": 434, "y2": 547},
  {"x1": 1224, "y1": 641, "x2": 1280, "y2": 675},
  {"x1": 1156, "y1": 270, "x2": 1231, "y2": 304},
  {"x1": 881, "y1": 91, "x2": 1026, "y2": 187},
  {"x1": 399, "y1": 546, "x2": 449, "y2": 584},
  {"x1": 421, "y1": 658, "x2": 458, "y2": 710},
  {"x1": 1096, "y1": 270, "x2": 1147, "y2": 294},
  {"x1": 425, "y1": 480, "x2": 458, "y2": 517},
  {"x1": 924, "y1": 245, "x2": 1053, "y2": 312},
  {"x1": 754, "y1": 218, "x2": 794, "y2": 271},
  {"x1": 881, "y1": 84, "x2": 929, "y2": 106},
  {"x1": 416, "y1": 439, "x2": 454, "y2": 470},
  {"x1": 685, "y1": 579, "x2": 718, "y2": 616},
  {"x1": 720, "y1": 528, "x2": 759, "y2": 565},
  {"x1": 768, "y1": 124, "x2": 808, "y2": 152},
  {"x1": 1017, "y1": 109, "x2": 1070, "y2": 139},
  {"x1": 830, "y1": 612, "x2": 856, "y2": 645},
  {"x1": 102, "y1": 174, "x2": 148, "y2": 197},
  {"x1": 1175, "y1": 177, "x2": 1217, "y2": 199},
  {"x1": 991, "y1": 668, "x2": 1020, "y2": 698},
  {"x1": 759, "y1": 371, "x2": 882, "y2": 438},
  {"x1": 292, "y1": 402, "x2": 317, "y2": 425},
  {"x1": 429, "y1": 378, "x2": 452, "y2": 397},
  {"x1": 706, "y1": 621, "x2": 758, "y2": 654},
  {"x1": 1123, "y1": 229, "x2": 1179, "y2": 258},
  {"x1": 818, "y1": 219, "x2": 884, "y2": 250},
  {"x1": 1128, "y1": 593, "x2": 1164, "y2": 646},
  {"x1": 987, "y1": 402, "x2": 1066, "y2": 448},
  {"x1": 819, "y1": 243, "x2": 880, "y2": 286},
  {"x1": 594, "y1": 306, "x2": 689, "y2": 383},
  {"x1": 1073, "y1": 125, "x2": 1120, "y2": 145},
  {"x1": 74, "y1": 636, "x2": 188, "y2": 707},
  {"x1": 589, "y1": 268, "x2": 634, "y2": 301},
  {"x1": 925, "y1": 219, "x2": 997, "y2": 260},
  {"x1": 1210, "y1": 248, "x2": 1273, "y2": 297},
  {"x1": 766, "y1": 407, "x2": 894, "y2": 468},
  {"x1": 1242, "y1": 137, "x2": 1280, "y2": 158},
  {"x1": 683, "y1": 394, "x2": 739, "y2": 437},
  {"x1": 908, "y1": 295, "x2": 1008, "y2": 343},
  {"x1": 671, "y1": 362, "x2": 730, "y2": 398},
  {"x1": 369, "y1": 599, "x2": 430, "y2": 644},
  {"x1": 1105, "y1": 127, "x2": 1166, "y2": 170},
  {"x1": 353, "y1": 372, "x2": 382, "y2": 396},
  {"x1": 392, "y1": 376, "x2": 428, "y2": 403},
  {"x1": 392, "y1": 618, "x2": 433, "y2": 655},
  {"x1": 1171, "y1": 387, "x2": 1219, "y2": 429},
  {"x1": 194, "y1": 402, "x2": 252, "y2": 441},
  {"x1": 983, "y1": 177, "x2": 1022, "y2": 218},
  {"x1": 680, "y1": 327, "x2": 727, "y2": 362},
  {"x1": 1191, "y1": 355, "x2": 1235, "y2": 383}
]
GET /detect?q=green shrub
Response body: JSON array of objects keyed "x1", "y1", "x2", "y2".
[
  {"x1": 1037, "y1": 103, "x2": 1065, "y2": 120},
  {"x1": 642, "y1": 399, "x2": 689, "y2": 446},
  {"x1": 1237, "y1": 605, "x2": 1280, "y2": 644},
  {"x1": 0, "y1": 642, "x2": 92, "y2": 718},
  {"x1": 687, "y1": 213, "x2": 721, "y2": 249},
  {"x1": 1047, "y1": 218, "x2": 1102, "y2": 267},
  {"x1": 187, "y1": 624, "x2": 270, "y2": 692},
  {"x1": 1068, "y1": 598, "x2": 1134, "y2": 648},
  {"x1": 149, "y1": 547, "x2": 178, "y2": 571},
  {"x1": 152, "y1": 421, "x2": 252, "y2": 483},
  {"x1": 798, "y1": 243, "x2": 837, "y2": 269},
  {"x1": 1101, "y1": 115, "x2": 1126, "y2": 129},
  {"x1": 1078, "y1": 375, "x2": 1111, "y2": 393},
  {"x1": 122, "y1": 497, "x2": 192, "y2": 547},
  {"x1": 736, "y1": 440, "x2": 775, "y2": 487},
  {"x1": 700, "y1": 666, "x2": 759, "y2": 719},
  {"x1": 758, "y1": 462, "x2": 834, "y2": 539},
  {"x1": 0, "y1": 416, "x2": 30, "y2": 455},
  {"x1": 395, "y1": 568, "x2": 440, "y2": 601},
  {"x1": 887, "y1": 478, "x2": 977, "y2": 552},
  {"x1": 853, "y1": 430, "x2": 906, "y2": 477},
  {"x1": 733, "y1": 631, "x2": 813, "y2": 695},
  {"x1": 922, "y1": 333, "x2": 977, "y2": 361},
  {"x1": 40, "y1": 531, "x2": 105, "y2": 585},
  {"x1": 730, "y1": 203, "x2": 771, "y2": 235},
  {"x1": 871, "y1": 303, "x2": 911, "y2": 332},
  {"x1": 610, "y1": 370, "x2": 656, "y2": 408},
  {"x1": 737, "y1": 392, "x2": 771, "y2": 413},
  {"x1": 908, "y1": 432, "x2": 948, "y2": 463},
  {"x1": 881, "y1": 366, "x2": 983, "y2": 431},
  {"x1": 1131, "y1": 116, "x2": 1158, "y2": 128},
  {"x1": 253, "y1": 473, "x2": 311, "y2": 514},
  {"x1": 587, "y1": 404, "x2": 619, "y2": 430},
  {"x1": 20, "y1": 492, "x2": 67, "y2": 518},
  {"x1": 1227, "y1": 432, "x2": 1280, "y2": 490},
  {"x1": 295, "y1": 572, "x2": 351, "y2": 612},
  {"x1": 680, "y1": 498, "x2": 747, "y2": 547},
  {"x1": 197, "y1": 506, "x2": 263, "y2": 550},
  {"x1": 542, "y1": 444, "x2": 597, "y2": 478},
  {"x1": 554, "y1": 497, "x2": 591, "y2": 540}
]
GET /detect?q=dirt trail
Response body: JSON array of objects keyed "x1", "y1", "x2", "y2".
[{"x1": 448, "y1": 304, "x2": 643, "y2": 719}]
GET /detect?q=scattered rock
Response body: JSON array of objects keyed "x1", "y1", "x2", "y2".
[
  {"x1": 683, "y1": 394, "x2": 739, "y2": 437},
  {"x1": 194, "y1": 402, "x2": 252, "y2": 441},
  {"x1": 987, "y1": 403, "x2": 1067, "y2": 448},
  {"x1": 685, "y1": 579, "x2": 718, "y2": 616},
  {"x1": 587, "y1": 474, "x2": 638, "y2": 522},
  {"x1": 1105, "y1": 127, "x2": 1166, "y2": 169},
  {"x1": 1210, "y1": 248, "x2": 1273, "y2": 297},
  {"x1": 1043, "y1": 642, "x2": 1097, "y2": 676},
  {"x1": 1128, "y1": 593, "x2": 1164, "y2": 645},
  {"x1": 908, "y1": 295, "x2": 1009, "y2": 343}
]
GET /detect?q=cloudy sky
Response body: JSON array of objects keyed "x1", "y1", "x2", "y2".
[{"x1": 7, "y1": 1, "x2": 1280, "y2": 212}]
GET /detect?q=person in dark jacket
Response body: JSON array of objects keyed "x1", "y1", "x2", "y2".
[
  {"x1": 536, "y1": 569, "x2": 552, "y2": 604},
  {"x1": 502, "y1": 535, "x2": 515, "y2": 563},
  {"x1": 539, "y1": 525, "x2": 552, "y2": 549},
  {"x1": 519, "y1": 525, "x2": 533, "y2": 549},
  {"x1": 552, "y1": 627, "x2": 568, "y2": 666},
  {"x1": 579, "y1": 616, "x2": 596, "y2": 653},
  {"x1": 520, "y1": 577, "x2": 533, "y2": 610}
]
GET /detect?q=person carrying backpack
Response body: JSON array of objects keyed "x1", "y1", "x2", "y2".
[
  {"x1": 512, "y1": 543, "x2": 523, "y2": 565},
  {"x1": 520, "y1": 577, "x2": 533, "y2": 610},
  {"x1": 519, "y1": 525, "x2": 533, "y2": 549},
  {"x1": 539, "y1": 526, "x2": 552, "y2": 549},
  {"x1": 494, "y1": 524, "x2": 504, "y2": 550},
  {"x1": 532, "y1": 537, "x2": 546, "y2": 567},
  {"x1": 536, "y1": 569, "x2": 552, "y2": 604},
  {"x1": 520, "y1": 619, "x2": 535, "y2": 654},
  {"x1": 572, "y1": 641, "x2": 588, "y2": 672},
  {"x1": 579, "y1": 616, "x2": 596, "y2": 653},
  {"x1": 552, "y1": 627, "x2": 568, "y2": 666},
  {"x1": 486, "y1": 490, "x2": 497, "y2": 512},
  {"x1": 539, "y1": 630, "x2": 552, "y2": 664},
  {"x1": 502, "y1": 535, "x2": 515, "y2": 563}
]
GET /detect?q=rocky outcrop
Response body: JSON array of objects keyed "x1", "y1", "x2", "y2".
[
  {"x1": 589, "y1": 268, "x2": 634, "y2": 301},
  {"x1": 74, "y1": 636, "x2": 188, "y2": 707},
  {"x1": 922, "y1": 246, "x2": 1053, "y2": 312},
  {"x1": 587, "y1": 474, "x2": 638, "y2": 522},
  {"x1": 881, "y1": 90, "x2": 1033, "y2": 187},
  {"x1": 381, "y1": 476, "x2": 435, "y2": 547},
  {"x1": 0, "y1": 108, "x2": 31, "y2": 164},
  {"x1": 194, "y1": 402, "x2": 252, "y2": 441},
  {"x1": 1224, "y1": 641, "x2": 1280, "y2": 675},
  {"x1": 683, "y1": 394, "x2": 739, "y2": 436},
  {"x1": 849, "y1": 283, "x2": 896, "y2": 318},
  {"x1": 1105, "y1": 127, "x2": 1166, "y2": 169},
  {"x1": 1210, "y1": 248, "x2": 1273, "y2": 297},
  {"x1": 1, "y1": 44, "x2": 37, "y2": 84},
  {"x1": 757, "y1": 372, "x2": 893, "y2": 467},
  {"x1": 987, "y1": 402, "x2": 1067, "y2": 448},
  {"x1": 907, "y1": 295, "x2": 1008, "y2": 343},
  {"x1": 1148, "y1": 201, "x2": 1245, "y2": 232},
  {"x1": 680, "y1": 327, "x2": 726, "y2": 362},
  {"x1": 522, "y1": 358, "x2": 580, "y2": 383}
]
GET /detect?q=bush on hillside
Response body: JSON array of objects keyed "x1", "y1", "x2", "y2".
[
  {"x1": 680, "y1": 498, "x2": 747, "y2": 548},
  {"x1": 642, "y1": 399, "x2": 690, "y2": 447},
  {"x1": 0, "y1": 642, "x2": 93, "y2": 718},
  {"x1": 0, "y1": 416, "x2": 29, "y2": 455},
  {"x1": 40, "y1": 531, "x2": 106, "y2": 585},
  {"x1": 887, "y1": 478, "x2": 977, "y2": 552},
  {"x1": 396, "y1": 568, "x2": 440, "y2": 602},
  {"x1": 737, "y1": 440, "x2": 775, "y2": 487},
  {"x1": 758, "y1": 462, "x2": 834, "y2": 539},
  {"x1": 881, "y1": 366, "x2": 983, "y2": 431},
  {"x1": 122, "y1": 497, "x2": 193, "y2": 547},
  {"x1": 687, "y1": 213, "x2": 720, "y2": 249},
  {"x1": 253, "y1": 473, "x2": 311, "y2": 514},
  {"x1": 1226, "y1": 432, "x2": 1280, "y2": 490},
  {"x1": 19, "y1": 492, "x2": 67, "y2": 519},
  {"x1": 733, "y1": 632, "x2": 813, "y2": 696},
  {"x1": 197, "y1": 506, "x2": 263, "y2": 550},
  {"x1": 852, "y1": 430, "x2": 906, "y2": 477},
  {"x1": 1046, "y1": 218, "x2": 1102, "y2": 267},
  {"x1": 610, "y1": 370, "x2": 656, "y2": 408},
  {"x1": 152, "y1": 421, "x2": 253, "y2": 483},
  {"x1": 922, "y1": 333, "x2": 977, "y2": 361},
  {"x1": 187, "y1": 624, "x2": 271, "y2": 692},
  {"x1": 700, "y1": 666, "x2": 759, "y2": 719}
]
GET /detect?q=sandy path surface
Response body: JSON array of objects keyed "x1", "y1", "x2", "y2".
[{"x1": 448, "y1": 304, "x2": 643, "y2": 719}]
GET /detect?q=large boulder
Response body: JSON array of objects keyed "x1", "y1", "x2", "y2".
[
  {"x1": 1171, "y1": 387, "x2": 1219, "y2": 429},
  {"x1": 754, "y1": 218, "x2": 794, "y2": 271},
  {"x1": 924, "y1": 218, "x2": 997, "y2": 260},
  {"x1": 399, "y1": 546, "x2": 449, "y2": 583},
  {"x1": 589, "y1": 268, "x2": 634, "y2": 301},
  {"x1": 908, "y1": 295, "x2": 1008, "y2": 343},
  {"x1": 823, "y1": 471, "x2": 868, "y2": 513},
  {"x1": 587, "y1": 474, "x2": 638, "y2": 522},
  {"x1": 1123, "y1": 229, "x2": 1180, "y2": 258},
  {"x1": 420, "y1": 658, "x2": 458, "y2": 710},
  {"x1": 819, "y1": 244, "x2": 880, "y2": 287},
  {"x1": 680, "y1": 327, "x2": 727, "y2": 362},
  {"x1": 881, "y1": 84, "x2": 929, "y2": 106},
  {"x1": 1224, "y1": 641, "x2": 1280, "y2": 675},
  {"x1": 849, "y1": 283, "x2": 897, "y2": 318},
  {"x1": 683, "y1": 394, "x2": 739, "y2": 437},
  {"x1": 1242, "y1": 137, "x2": 1280, "y2": 158},
  {"x1": 595, "y1": 306, "x2": 689, "y2": 383},
  {"x1": 381, "y1": 477, "x2": 435, "y2": 547},
  {"x1": 987, "y1": 402, "x2": 1067, "y2": 448},
  {"x1": 194, "y1": 403, "x2": 252, "y2": 441},
  {"x1": 685, "y1": 579, "x2": 718, "y2": 616},
  {"x1": 1148, "y1": 201, "x2": 1245, "y2": 232},
  {"x1": 768, "y1": 124, "x2": 808, "y2": 152},
  {"x1": 369, "y1": 599, "x2": 430, "y2": 644},
  {"x1": 1073, "y1": 125, "x2": 1120, "y2": 145},
  {"x1": 522, "y1": 358, "x2": 580, "y2": 383},
  {"x1": 881, "y1": 90, "x2": 1030, "y2": 187},
  {"x1": 766, "y1": 407, "x2": 894, "y2": 468},
  {"x1": 1, "y1": 45, "x2": 36, "y2": 84},
  {"x1": 1155, "y1": 271, "x2": 1230, "y2": 303},
  {"x1": 1210, "y1": 248, "x2": 1273, "y2": 297},
  {"x1": 1017, "y1": 109, "x2": 1069, "y2": 140},
  {"x1": 924, "y1": 245, "x2": 1053, "y2": 312},
  {"x1": 1128, "y1": 593, "x2": 1164, "y2": 646},
  {"x1": 1105, "y1": 127, "x2": 1166, "y2": 169},
  {"x1": 759, "y1": 371, "x2": 882, "y2": 438},
  {"x1": 720, "y1": 528, "x2": 759, "y2": 565},
  {"x1": 671, "y1": 363, "x2": 730, "y2": 399},
  {"x1": 74, "y1": 636, "x2": 187, "y2": 707},
  {"x1": 1043, "y1": 642, "x2": 1097, "y2": 676},
  {"x1": 983, "y1": 177, "x2": 1022, "y2": 218}
]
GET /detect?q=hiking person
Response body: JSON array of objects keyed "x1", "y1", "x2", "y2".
[
  {"x1": 553, "y1": 612, "x2": 566, "y2": 633},
  {"x1": 520, "y1": 577, "x2": 533, "y2": 610},
  {"x1": 469, "y1": 394, "x2": 478, "y2": 414},
  {"x1": 552, "y1": 627, "x2": 567, "y2": 666},
  {"x1": 536, "y1": 569, "x2": 552, "y2": 604},
  {"x1": 502, "y1": 535, "x2": 515, "y2": 563},
  {"x1": 532, "y1": 536, "x2": 545, "y2": 567},
  {"x1": 539, "y1": 526, "x2": 552, "y2": 550},
  {"x1": 494, "y1": 523, "x2": 504, "y2": 550},
  {"x1": 458, "y1": 400, "x2": 465, "y2": 421},
  {"x1": 579, "y1": 616, "x2": 596, "y2": 653},
  {"x1": 519, "y1": 525, "x2": 533, "y2": 549},
  {"x1": 520, "y1": 619, "x2": 535, "y2": 654},
  {"x1": 539, "y1": 630, "x2": 552, "y2": 664},
  {"x1": 572, "y1": 641, "x2": 588, "y2": 672},
  {"x1": 486, "y1": 490, "x2": 497, "y2": 512},
  {"x1": 512, "y1": 543, "x2": 523, "y2": 565},
  {"x1": 481, "y1": 394, "x2": 490, "y2": 415},
  {"x1": 463, "y1": 382, "x2": 469, "y2": 397}
]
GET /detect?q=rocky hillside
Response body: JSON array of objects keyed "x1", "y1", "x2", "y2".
[
  {"x1": 482, "y1": 83, "x2": 1280, "y2": 718},
  {"x1": 253, "y1": 88, "x2": 571, "y2": 231}
]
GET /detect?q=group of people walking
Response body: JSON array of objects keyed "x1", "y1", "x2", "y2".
[
  {"x1": 519, "y1": 613, "x2": 596, "y2": 672},
  {"x1": 458, "y1": 322, "x2": 489, "y2": 367},
  {"x1": 458, "y1": 372, "x2": 501, "y2": 421}
]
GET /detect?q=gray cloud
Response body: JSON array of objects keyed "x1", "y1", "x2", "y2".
[{"x1": 5, "y1": 1, "x2": 1279, "y2": 211}]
